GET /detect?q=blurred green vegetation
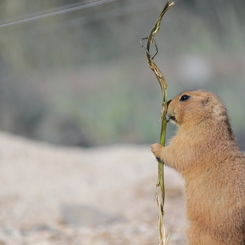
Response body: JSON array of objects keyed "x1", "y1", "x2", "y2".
[{"x1": 0, "y1": 0, "x2": 244, "y2": 148}]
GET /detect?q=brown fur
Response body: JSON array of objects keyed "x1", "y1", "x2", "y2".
[{"x1": 151, "y1": 90, "x2": 245, "y2": 245}]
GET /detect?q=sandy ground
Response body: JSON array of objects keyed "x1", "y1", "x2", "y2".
[{"x1": 0, "y1": 132, "x2": 186, "y2": 245}]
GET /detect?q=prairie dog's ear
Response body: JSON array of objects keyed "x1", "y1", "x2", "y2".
[{"x1": 202, "y1": 96, "x2": 212, "y2": 106}]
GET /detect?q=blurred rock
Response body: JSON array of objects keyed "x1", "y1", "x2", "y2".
[{"x1": 61, "y1": 204, "x2": 122, "y2": 226}]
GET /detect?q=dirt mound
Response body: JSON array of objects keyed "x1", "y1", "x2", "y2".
[{"x1": 0, "y1": 132, "x2": 186, "y2": 245}]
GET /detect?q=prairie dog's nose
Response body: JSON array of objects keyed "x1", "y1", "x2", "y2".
[{"x1": 167, "y1": 99, "x2": 172, "y2": 107}]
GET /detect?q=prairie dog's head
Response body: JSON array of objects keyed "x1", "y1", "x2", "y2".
[{"x1": 167, "y1": 90, "x2": 228, "y2": 128}]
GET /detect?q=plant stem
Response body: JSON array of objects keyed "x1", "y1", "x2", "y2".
[{"x1": 141, "y1": 1, "x2": 174, "y2": 244}]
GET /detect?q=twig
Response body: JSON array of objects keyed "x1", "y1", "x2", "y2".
[{"x1": 141, "y1": 1, "x2": 174, "y2": 244}]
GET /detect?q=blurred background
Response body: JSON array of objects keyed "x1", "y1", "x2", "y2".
[
  {"x1": 0, "y1": 0, "x2": 244, "y2": 149},
  {"x1": 0, "y1": 1, "x2": 244, "y2": 244}
]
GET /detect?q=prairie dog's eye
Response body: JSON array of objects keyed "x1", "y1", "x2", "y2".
[{"x1": 180, "y1": 94, "x2": 190, "y2": 101}]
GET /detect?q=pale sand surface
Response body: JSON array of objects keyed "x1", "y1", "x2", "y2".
[{"x1": 0, "y1": 132, "x2": 186, "y2": 245}]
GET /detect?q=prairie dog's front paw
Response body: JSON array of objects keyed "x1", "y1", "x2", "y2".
[{"x1": 151, "y1": 143, "x2": 164, "y2": 160}]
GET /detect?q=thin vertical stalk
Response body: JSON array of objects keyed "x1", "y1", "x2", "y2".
[{"x1": 141, "y1": 1, "x2": 174, "y2": 244}]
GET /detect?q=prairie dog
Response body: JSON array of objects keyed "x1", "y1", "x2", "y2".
[{"x1": 151, "y1": 90, "x2": 245, "y2": 245}]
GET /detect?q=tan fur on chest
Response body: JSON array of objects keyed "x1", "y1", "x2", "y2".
[{"x1": 151, "y1": 90, "x2": 245, "y2": 245}]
